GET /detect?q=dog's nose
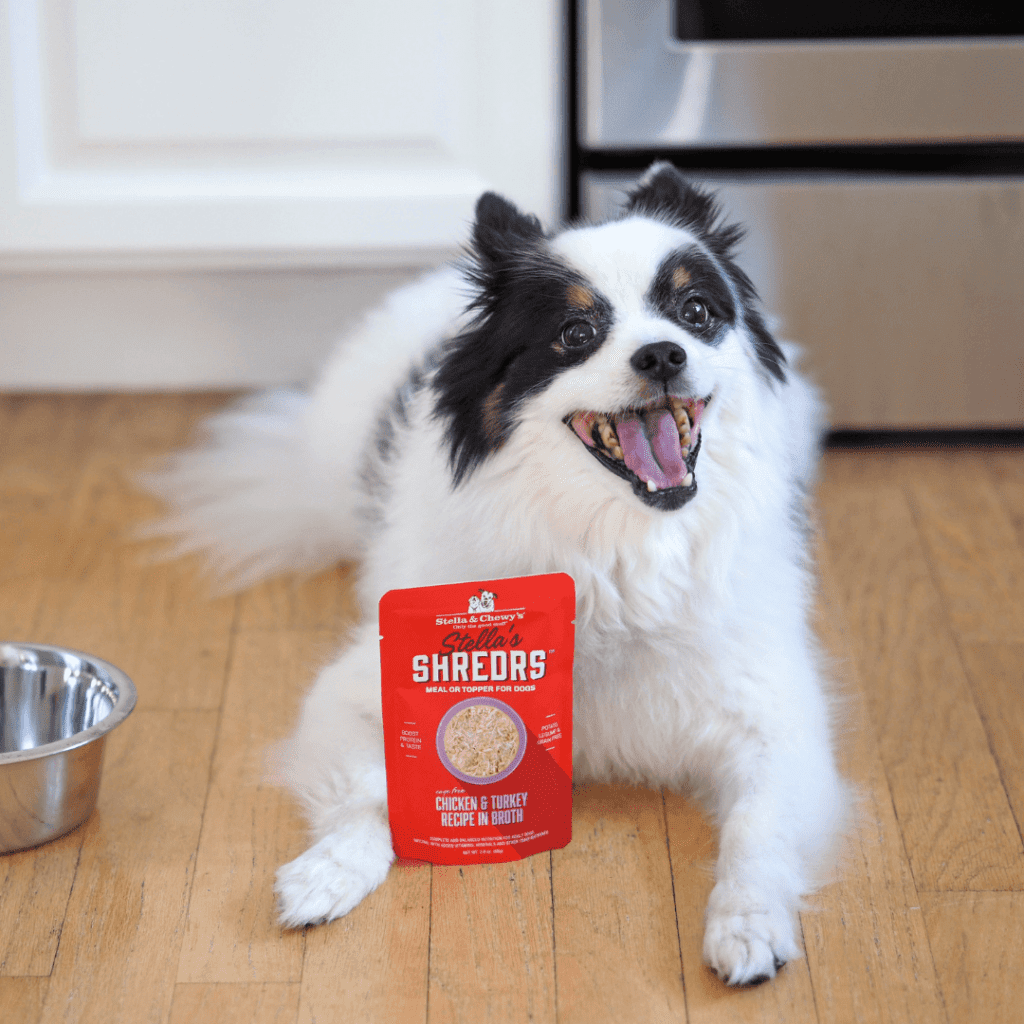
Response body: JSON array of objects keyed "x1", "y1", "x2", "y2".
[{"x1": 630, "y1": 342, "x2": 687, "y2": 383}]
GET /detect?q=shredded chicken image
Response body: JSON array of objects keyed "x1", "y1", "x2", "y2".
[{"x1": 443, "y1": 703, "x2": 520, "y2": 778}]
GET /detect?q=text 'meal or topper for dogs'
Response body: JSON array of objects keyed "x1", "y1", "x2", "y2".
[{"x1": 379, "y1": 573, "x2": 574, "y2": 864}]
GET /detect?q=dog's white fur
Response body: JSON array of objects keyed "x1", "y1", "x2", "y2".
[{"x1": 146, "y1": 191, "x2": 848, "y2": 986}]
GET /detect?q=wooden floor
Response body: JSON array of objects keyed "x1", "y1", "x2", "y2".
[{"x1": 2, "y1": 393, "x2": 1023, "y2": 1024}]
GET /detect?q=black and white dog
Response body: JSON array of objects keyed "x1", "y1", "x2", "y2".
[{"x1": 147, "y1": 164, "x2": 848, "y2": 985}]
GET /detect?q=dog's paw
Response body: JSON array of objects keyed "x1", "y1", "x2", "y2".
[
  {"x1": 703, "y1": 883, "x2": 802, "y2": 986},
  {"x1": 275, "y1": 816, "x2": 394, "y2": 928}
]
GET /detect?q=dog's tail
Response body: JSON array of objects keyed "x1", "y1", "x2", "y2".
[
  {"x1": 139, "y1": 388, "x2": 350, "y2": 590},
  {"x1": 140, "y1": 267, "x2": 468, "y2": 590}
]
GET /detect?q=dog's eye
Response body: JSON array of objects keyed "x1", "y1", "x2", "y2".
[
  {"x1": 681, "y1": 297, "x2": 710, "y2": 327},
  {"x1": 561, "y1": 321, "x2": 597, "y2": 347}
]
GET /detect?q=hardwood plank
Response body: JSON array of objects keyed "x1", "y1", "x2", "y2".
[
  {"x1": 0, "y1": 393, "x2": 231, "y2": 461},
  {"x1": 958, "y1": 643, "x2": 1024, "y2": 837},
  {"x1": 428, "y1": 858, "x2": 556, "y2": 1024},
  {"x1": 0, "y1": 393, "x2": 230, "y2": 643},
  {"x1": 981, "y1": 447, "x2": 1024, "y2": 548},
  {"x1": 0, "y1": 398, "x2": 96, "y2": 639},
  {"x1": 97, "y1": 392, "x2": 238, "y2": 456},
  {"x1": 0, "y1": 395, "x2": 111, "y2": 475},
  {"x1": 0, "y1": 392, "x2": 227, "y2": 493},
  {"x1": 663, "y1": 792, "x2": 820, "y2": 1024},
  {"x1": 297, "y1": 861, "x2": 431, "y2": 1024},
  {"x1": 899, "y1": 450, "x2": 1024, "y2": 644},
  {"x1": 800, "y1": 541, "x2": 947, "y2": 1024},
  {"x1": 168, "y1": 983, "x2": 300, "y2": 1024},
  {"x1": 38, "y1": 710, "x2": 217, "y2": 1024},
  {"x1": 801, "y1": 737, "x2": 946, "y2": 1024},
  {"x1": 920, "y1": 893, "x2": 1024, "y2": 1024},
  {"x1": 176, "y1": 631, "x2": 324, "y2": 984},
  {"x1": 0, "y1": 835, "x2": 82, "y2": 976},
  {"x1": 29, "y1": 452, "x2": 237, "y2": 711},
  {"x1": 235, "y1": 565, "x2": 361, "y2": 633},
  {"x1": 0, "y1": 393, "x2": 238, "y2": 707},
  {"x1": 819, "y1": 454, "x2": 1024, "y2": 891},
  {"x1": 0, "y1": 977, "x2": 48, "y2": 1024},
  {"x1": 550, "y1": 783, "x2": 686, "y2": 1024}
]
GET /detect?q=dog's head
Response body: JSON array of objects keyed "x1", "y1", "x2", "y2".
[{"x1": 433, "y1": 164, "x2": 786, "y2": 513}]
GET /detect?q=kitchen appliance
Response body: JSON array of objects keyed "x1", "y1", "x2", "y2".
[{"x1": 574, "y1": 0, "x2": 1024, "y2": 428}]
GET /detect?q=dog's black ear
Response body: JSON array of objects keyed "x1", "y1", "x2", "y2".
[
  {"x1": 624, "y1": 163, "x2": 720, "y2": 237},
  {"x1": 472, "y1": 192, "x2": 544, "y2": 265}
]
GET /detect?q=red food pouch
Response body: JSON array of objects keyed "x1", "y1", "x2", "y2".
[{"x1": 379, "y1": 573, "x2": 575, "y2": 864}]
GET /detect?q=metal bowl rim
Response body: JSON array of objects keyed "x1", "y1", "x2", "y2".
[{"x1": 0, "y1": 642, "x2": 138, "y2": 765}]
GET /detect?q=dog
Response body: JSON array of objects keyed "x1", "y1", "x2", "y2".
[
  {"x1": 467, "y1": 589, "x2": 496, "y2": 613},
  {"x1": 145, "y1": 164, "x2": 849, "y2": 985}
]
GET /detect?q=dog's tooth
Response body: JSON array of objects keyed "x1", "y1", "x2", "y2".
[
  {"x1": 672, "y1": 404, "x2": 691, "y2": 446},
  {"x1": 681, "y1": 446, "x2": 689, "y2": 458},
  {"x1": 647, "y1": 479, "x2": 657, "y2": 492},
  {"x1": 611, "y1": 445, "x2": 623, "y2": 459},
  {"x1": 684, "y1": 472, "x2": 693, "y2": 487},
  {"x1": 595, "y1": 414, "x2": 617, "y2": 449}
]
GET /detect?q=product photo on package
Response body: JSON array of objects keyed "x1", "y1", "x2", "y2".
[{"x1": 379, "y1": 573, "x2": 575, "y2": 864}]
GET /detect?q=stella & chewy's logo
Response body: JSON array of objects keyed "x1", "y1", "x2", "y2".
[
  {"x1": 468, "y1": 588, "x2": 496, "y2": 613},
  {"x1": 433, "y1": 589, "x2": 525, "y2": 628}
]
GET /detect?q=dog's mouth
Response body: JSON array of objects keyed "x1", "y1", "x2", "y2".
[{"x1": 563, "y1": 394, "x2": 709, "y2": 510}]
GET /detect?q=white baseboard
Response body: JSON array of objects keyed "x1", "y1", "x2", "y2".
[{"x1": 0, "y1": 264, "x2": 433, "y2": 390}]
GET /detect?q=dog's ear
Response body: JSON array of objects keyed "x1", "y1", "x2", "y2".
[
  {"x1": 472, "y1": 192, "x2": 544, "y2": 265},
  {"x1": 623, "y1": 163, "x2": 720, "y2": 236}
]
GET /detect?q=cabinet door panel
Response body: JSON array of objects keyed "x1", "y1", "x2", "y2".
[{"x1": 0, "y1": 0, "x2": 560, "y2": 269}]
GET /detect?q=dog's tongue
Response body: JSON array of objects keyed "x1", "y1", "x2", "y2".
[{"x1": 616, "y1": 409, "x2": 685, "y2": 489}]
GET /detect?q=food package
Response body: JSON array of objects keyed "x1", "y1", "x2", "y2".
[{"x1": 379, "y1": 573, "x2": 575, "y2": 864}]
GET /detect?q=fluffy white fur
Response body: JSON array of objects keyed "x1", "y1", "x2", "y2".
[{"x1": 145, "y1": 178, "x2": 848, "y2": 986}]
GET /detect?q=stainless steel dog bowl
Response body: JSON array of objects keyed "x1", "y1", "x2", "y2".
[{"x1": 0, "y1": 643, "x2": 137, "y2": 853}]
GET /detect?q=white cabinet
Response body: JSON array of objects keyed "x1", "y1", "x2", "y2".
[{"x1": 0, "y1": 0, "x2": 562, "y2": 388}]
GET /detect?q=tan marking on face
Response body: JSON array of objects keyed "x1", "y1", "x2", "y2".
[
  {"x1": 566, "y1": 283, "x2": 595, "y2": 309},
  {"x1": 482, "y1": 381, "x2": 506, "y2": 442},
  {"x1": 672, "y1": 266, "x2": 691, "y2": 289}
]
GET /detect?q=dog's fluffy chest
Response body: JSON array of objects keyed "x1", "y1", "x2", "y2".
[
  {"x1": 570, "y1": 605, "x2": 746, "y2": 793},
  {"x1": 564, "y1": 525, "x2": 813, "y2": 795}
]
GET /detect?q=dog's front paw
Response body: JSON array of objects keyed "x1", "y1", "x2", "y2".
[
  {"x1": 703, "y1": 883, "x2": 802, "y2": 986},
  {"x1": 275, "y1": 815, "x2": 394, "y2": 928}
]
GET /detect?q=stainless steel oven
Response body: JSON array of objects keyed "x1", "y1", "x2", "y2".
[{"x1": 575, "y1": 0, "x2": 1024, "y2": 428}]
